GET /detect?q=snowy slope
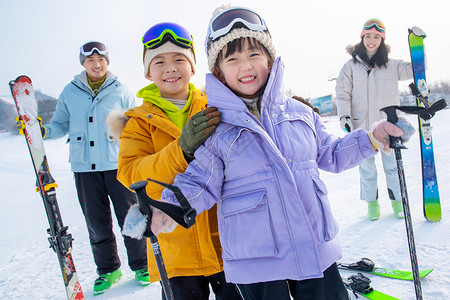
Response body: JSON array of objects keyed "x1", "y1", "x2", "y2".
[{"x1": 0, "y1": 110, "x2": 449, "y2": 300}]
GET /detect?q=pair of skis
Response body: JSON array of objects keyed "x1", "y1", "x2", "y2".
[
  {"x1": 339, "y1": 258, "x2": 433, "y2": 300},
  {"x1": 10, "y1": 76, "x2": 84, "y2": 300}
]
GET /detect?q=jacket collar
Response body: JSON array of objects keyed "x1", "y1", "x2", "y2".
[
  {"x1": 137, "y1": 82, "x2": 198, "y2": 114},
  {"x1": 73, "y1": 70, "x2": 116, "y2": 96}
]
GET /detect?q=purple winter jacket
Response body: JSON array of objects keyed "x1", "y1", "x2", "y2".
[{"x1": 162, "y1": 57, "x2": 376, "y2": 284}]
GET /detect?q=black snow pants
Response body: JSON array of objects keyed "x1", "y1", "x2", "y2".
[
  {"x1": 74, "y1": 170, "x2": 147, "y2": 275},
  {"x1": 236, "y1": 263, "x2": 349, "y2": 300}
]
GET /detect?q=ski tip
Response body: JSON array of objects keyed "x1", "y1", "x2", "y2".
[
  {"x1": 421, "y1": 267, "x2": 434, "y2": 277},
  {"x1": 425, "y1": 210, "x2": 442, "y2": 222},
  {"x1": 409, "y1": 26, "x2": 426, "y2": 38},
  {"x1": 402, "y1": 268, "x2": 434, "y2": 280},
  {"x1": 14, "y1": 75, "x2": 32, "y2": 83},
  {"x1": 9, "y1": 75, "x2": 32, "y2": 89},
  {"x1": 426, "y1": 217, "x2": 442, "y2": 223}
]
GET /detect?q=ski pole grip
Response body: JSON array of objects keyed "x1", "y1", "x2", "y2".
[
  {"x1": 129, "y1": 180, "x2": 149, "y2": 192},
  {"x1": 129, "y1": 181, "x2": 152, "y2": 217},
  {"x1": 380, "y1": 106, "x2": 406, "y2": 149},
  {"x1": 129, "y1": 181, "x2": 154, "y2": 237}
]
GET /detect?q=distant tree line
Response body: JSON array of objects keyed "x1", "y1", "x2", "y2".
[{"x1": 400, "y1": 80, "x2": 450, "y2": 96}]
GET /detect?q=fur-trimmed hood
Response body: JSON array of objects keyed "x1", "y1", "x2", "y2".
[
  {"x1": 346, "y1": 43, "x2": 391, "y2": 56},
  {"x1": 106, "y1": 109, "x2": 130, "y2": 141},
  {"x1": 106, "y1": 82, "x2": 208, "y2": 142}
]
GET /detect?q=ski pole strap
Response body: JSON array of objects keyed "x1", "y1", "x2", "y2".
[
  {"x1": 146, "y1": 178, "x2": 197, "y2": 227},
  {"x1": 129, "y1": 179, "x2": 197, "y2": 229},
  {"x1": 396, "y1": 99, "x2": 447, "y2": 121}
]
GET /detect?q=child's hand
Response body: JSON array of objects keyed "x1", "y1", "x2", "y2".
[
  {"x1": 122, "y1": 201, "x2": 178, "y2": 238},
  {"x1": 179, "y1": 106, "x2": 221, "y2": 161},
  {"x1": 368, "y1": 120, "x2": 404, "y2": 153},
  {"x1": 150, "y1": 206, "x2": 177, "y2": 235},
  {"x1": 395, "y1": 116, "x2": 415, "y2": 143},
  {"x1": 122, "y1": 204, "x2": 148, "y2": 239}
]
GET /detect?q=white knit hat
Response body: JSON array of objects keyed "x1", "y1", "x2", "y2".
[
  {"x1": 205, "y1": 5, "x2": 276, "y2": 71},
  {"x1": 143, "y1": 42, "x2": 196, "y2": 77}
]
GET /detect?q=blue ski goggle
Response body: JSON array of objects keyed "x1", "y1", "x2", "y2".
[
  {"x1": 207, "y1": 7, "x2": 268, "y2": 42},
  {"x1": 142, "y1": 22, "x2": 194, "y2": 51},
  {"x1": 80, "y1": 41, "x2": 108, "y2": 56}
]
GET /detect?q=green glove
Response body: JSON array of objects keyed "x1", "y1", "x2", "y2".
[
  {"x1": 16, "y1": 116, "x2": 46, "y2": 138},
  {"x1": 179, "y1": 107, "x2": 221, "y2": 162}
]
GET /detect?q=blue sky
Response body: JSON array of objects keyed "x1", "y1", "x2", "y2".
[{"x1": 1, "y1": 0, "x2": 448, "y2": 100}]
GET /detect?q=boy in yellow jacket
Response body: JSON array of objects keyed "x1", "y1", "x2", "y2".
[{"x1": 109, "y1": 22, "x2": 240, "y2": 300}]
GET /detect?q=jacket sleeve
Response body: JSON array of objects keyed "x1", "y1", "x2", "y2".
[
  {"x1": 121, "y1": 85, "x2": 139, "y2": 109},
  {"x1": 117, "y1": 116, "x2": 189, "y2": 196},
  {"x1": 315, "y1": 114, "x2": 376, "y2": 173},
  {"x1": 161, "y1": 139, "x2": 224, "y2": 215},
  {"x1": 44, "y1": 91, "x2": 70, "y2": 140},
  {"x1": 335, "y1": 61, "x2": 353, "y2": 118},
  {"x1": 397, "y1": 60, "x2": 414, "y2": 81}
]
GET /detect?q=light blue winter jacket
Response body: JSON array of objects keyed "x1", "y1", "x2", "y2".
[
  {"x1": 44, "y1": 71, "x2": 136, "y2": 172},
  {"x1": 162, "y1": 58, "x2": 376, "y2": 284}
]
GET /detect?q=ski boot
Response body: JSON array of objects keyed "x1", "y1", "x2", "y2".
[
  {"x1": 367, "y1": 200, "x2": 380, "y2": 221},
  {"x1": 391, "y1": 200, "x2": 404, "y2": 219},
  {"x1": 135, "y1": 268, "x2": 151, "y2": 286},
  {"x1": 93, "y1": 269, "x2": 122, "y2": 295}
]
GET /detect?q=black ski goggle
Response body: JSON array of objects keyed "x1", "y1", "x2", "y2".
[{"x1": 80, "y1": 41, "x2": 108, "y2": 56}]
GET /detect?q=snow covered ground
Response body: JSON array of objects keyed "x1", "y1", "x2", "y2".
[{"x1": 0, "y1": 110, "x2": 449, "y2": 300}]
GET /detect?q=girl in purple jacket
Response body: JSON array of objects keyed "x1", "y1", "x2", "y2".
[{"x1": 146, "y1": 5, "x2": 409, "y2": 300}]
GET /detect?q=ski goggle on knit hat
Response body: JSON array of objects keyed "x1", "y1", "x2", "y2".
[
  {"x1": 142, "y1": 22, "x2": 196, "y2": 77},
  {"x1": 207, "y1": 6, "x2": 268, "y2": 42},
  {"x1": 360, "y1": 19, "x2": 386, "y2": 40},
  {"x1": 205, "y1": 6, "x2": 276, "y2": 71},
  {"x1": 143, "y1": 22, "x2": 195, "y2": 51},
  {"x1": 79, "y1": 41, "x2": 110, "y2": 65}
]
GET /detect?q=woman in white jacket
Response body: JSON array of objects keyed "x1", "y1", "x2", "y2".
[{"x1": 335, "y1": 19, "x2": 413, "y2": 220}]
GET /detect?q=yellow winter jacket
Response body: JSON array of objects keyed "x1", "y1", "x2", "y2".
[{"x1": 117, "y1": 85, "x2": 223, "y2": 282}]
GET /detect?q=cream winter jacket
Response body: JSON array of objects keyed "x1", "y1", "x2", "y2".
[{"x1": 335, "y1": 45, "x2": 413, "y2": 131}]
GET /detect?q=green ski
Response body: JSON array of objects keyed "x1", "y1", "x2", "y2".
[
  {"x1": 338, "y1": 258, "x2": 433, "y2": 280},
  {"x1": 343, "y1": 273, "x2": 399, "y2": 300}
]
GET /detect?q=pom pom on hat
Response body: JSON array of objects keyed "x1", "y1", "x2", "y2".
[
  {"x1": 143, "y1": 42, "x2": 196, "y2": 78},
  {"x1": 360, "y1": 18, "x2": 386, "y2": 40},
  {"x1": 205, "y1": 5, "x2": 276, "y2": 72}
]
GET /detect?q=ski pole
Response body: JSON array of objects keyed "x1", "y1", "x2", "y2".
[
  {"x1": 129, "y1": 181, "x2": 175, "y2": 300},
  {"x1": 381, "y1": 106, "x2": 423, "y2": 300}
]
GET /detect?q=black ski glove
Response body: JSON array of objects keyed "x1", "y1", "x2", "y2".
[
  {"x1": 179, "y1": 107, "x2": 221, "y2": 162},
  {"x1": 339, "y1": 115, "x2": 353, "y2": 133}
]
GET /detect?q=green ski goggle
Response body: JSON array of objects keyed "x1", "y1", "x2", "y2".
[{"x1": 142, "y1": 22, "x2": 194, "y2": 50}]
